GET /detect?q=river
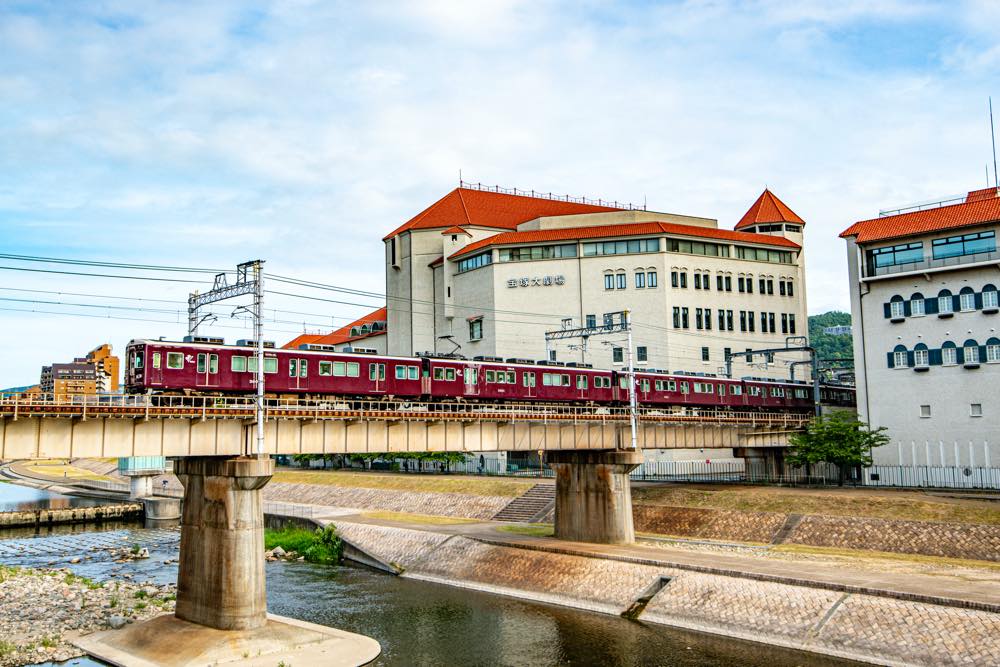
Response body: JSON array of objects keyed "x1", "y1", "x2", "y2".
[
  {"x1": 0, "y1": 481, "x2": 104, "y2": 513},
  {"x1": 0, "y1": 488, "x2": 857, "y2": 667}
]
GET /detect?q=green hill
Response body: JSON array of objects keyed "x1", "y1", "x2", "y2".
[{"x1": 808, "y1": 311, "x2": 853, "y2": 363}]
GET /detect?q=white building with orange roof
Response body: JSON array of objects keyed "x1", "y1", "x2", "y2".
[
  {"x1": 841, "y1": 187, "x2": 1000, "y2": 471},
  {"x1": 385, "y1": 183, "x2": 809, "y2": 380}
]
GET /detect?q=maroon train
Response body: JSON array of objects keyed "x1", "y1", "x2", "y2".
[{"x1": 125, "y1": 338, "x2": 853, "y2": 412}]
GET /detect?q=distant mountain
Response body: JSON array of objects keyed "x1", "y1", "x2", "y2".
[
  {"x1": 0, "y1": 385, "x2": 36, "y2": 394},
  {"x1": 808, "y1": 311, "x2": 853, "y2": 365}
]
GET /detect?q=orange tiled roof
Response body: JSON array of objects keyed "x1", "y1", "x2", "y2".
[
  {"x1": 383, "y1": 187, "x2": 623, "y2": 240},
  {"x1": 840, "y1": 188, "x2": 1000, "y2": 243},
  {"x1": 449, "y1": 221, "x2": 800, "y2": 260},
  {"x1": 440, "y1": 225, "x2": 471, "y2": 236},
  {"x1": 282, "y1": 307, "x2": 388, "y2": 348},
  {"x1": 735, "y1": 189, "x2": 805, "y2": 230}
]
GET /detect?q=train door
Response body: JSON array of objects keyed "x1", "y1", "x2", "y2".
[
  {"x1": 369, "y1": 362, "x2": 386, "y2": 393},
  {"x1": 523, "y1": 371, "x2": 536, "y2": 398},
  {"x1": 289, "y1": 358, "x2": 308, "y2": 391},
  {"x1": 148, "y1": 349, "x2": 163, "y2": 386},
  {"x1": 464, "y1": 365, "x2": 479, "y2": 396},
  {"x1": 195, "y1": 352, "x2": 219, "y2": 388},
  {"x1": 637, "y1": 377, "x2": 650, "y2": 403},
  {"x1": 420, "y1": 358, "x2": 432, "y2": 395}
]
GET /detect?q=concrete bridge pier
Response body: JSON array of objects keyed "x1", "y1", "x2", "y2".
[
  {"x1": 174, "y1": 456, "x2": 274, "y2": 630},
  {"x1": 546, "y1": 449, "x2": 644, "y2": 545}
]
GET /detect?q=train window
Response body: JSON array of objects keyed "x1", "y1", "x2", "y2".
[
  {"x1": 347, "y1": 362, "x2": 359, "y2": 377},
  {"x1": 596, "y1": 376, "x2": 611, "y2": 388},
  {"x1": 506, "y1": 371, "x2": 515, "y2": 384},
  {"x1": 523, "y1": 372, "x2": 535, "y2": 387},
  {"x1": 166, "y1": 353, "x2": 184, "y2": 370},
  {"x1": 265, "y1": 358, "x2": 278, "y2": 374},
  {"x1": 770, "y1": 387, "x2": 785, "y2": 397},
  {"x1": 748, "y1": 386, "x2": 760, "y2": 396},
  {"x1": 152, "y1": 352, "x2": 161, "y2": 369},
  {"x1": 333, "y1": 362, "x2": 346, "y2": 376},
  {"x1": 319, "y1": 362, "x2": 333, "y2": 376},
  {"x1": 396, "y1": 366, "x2": 407, "y2": 380},
  {"x1": 576, "y1": 375, "x2": 587, "y2": 389},
  {"x1": 197, "y1": 354, "x2": 208, "y2": 373},
  {"x1": 794, "y1": 389, "x2": 808, "y2": 398},
  {"x1": 434, "y1": 368, "x2": 444, "y2": 380},
  {"x1": 289, "y1": 360, "x2": 298, "y2": 377},
  {"x1": 680, "y1": 381, "x2": 689, "y2": 394},
  {"x1": 654, "y1": 380, "x2": 663, "y2": 391},
  {"x1": 133, "y1": 353, "x2": 143, "y2": 369},
  {"x1": 731, "y1": 385, "x2": 742, "y2": 395},
  {"x1": 561, "y1": 374, "x2": 570, "y2": 386},
  {"x1": 209, "y1": 354, "x2": 218, "y2": 374},
  {"x1": 464, "y1": 368, "x2": 476, "y2": 384},
  {"x1": 410, "y1": 366, "x2": 419, "y2": 380},
  {"x1": 718, "y1": 384, "x2": 725, "y2": 396},
  {"x1": 299, "y1": 360, "x2": 308, "y2": 377},
  {"x1": 619, "y1": 377, "x2": 628, "y2": 389},
  {"x1": 485, "y1": 370, "x2": 496, "y2": 383},
  {"x1": 640, "y1": 379, "x2": 650, "y2": 392},
  {"x1": 693, "y1": 382, "x2": 713, "y2": 394},
  {"x1": 369, "y1": 363, "x2": 385, "y2": 380},
  {"x1": 231, "y1": 356, "x2": 246, "y2": 372}
]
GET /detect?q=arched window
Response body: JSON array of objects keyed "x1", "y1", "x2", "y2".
[
  {"x1": 963, "y1": 339, "x2": 981, "y2": 365},
  {"x1": 891, "y1": 344, "x2": 908, "y2": 368},
  {"x1": 910, "y1": 292, "x2": 925, "y2": 316},
  {"x1": 603, "y1": 270, "x2": 614, "y2": 291},
  {"x1": 960, "y1": 286, "x2": 976, "y2": 312},
  {"x1": 938, "y1": 289, "x2": 954, "y2": 315},
  {"x1": 913, "y1": 343, "x2": 929, "y2": 368},
  {"x1": 983, "y1": 284, "x2": 999, "y2": 311},
  {"x1": 888, "y1": 295, "x2": 905, "y2": 319},
  {"x1": 987, "y1": 337, "x2": 1000, "y2": 363},
  {"x1": 615, "y1": 271, "x2": 627, "y2": 290},
  {"x1": 941, "y1": 341, "x2": 958, "y2": 366}
]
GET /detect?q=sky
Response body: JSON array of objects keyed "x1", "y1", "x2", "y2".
[{"x1": 1, "y1": 0, "x2": 999, "y2": 386}]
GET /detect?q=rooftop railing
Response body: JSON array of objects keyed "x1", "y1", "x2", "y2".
[
  {"x1": 867, "y1": 248, "x2": 1000, "y2": 278},
  {"x1": 459, "y1": 180, "x2": 647, "y2": 211}
]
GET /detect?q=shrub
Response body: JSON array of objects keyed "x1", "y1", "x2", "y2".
[{"x1": 264, "y1": 525, "x2": 343, "y2": 565}]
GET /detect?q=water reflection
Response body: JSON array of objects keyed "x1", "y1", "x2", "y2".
[{"x1": 0, "y1": 481, "x2": 104, "y2": 512}]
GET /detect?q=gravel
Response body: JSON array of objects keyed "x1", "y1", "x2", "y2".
[{"x1": 0, "y1": 565, "x2": 176, "y2": 667}]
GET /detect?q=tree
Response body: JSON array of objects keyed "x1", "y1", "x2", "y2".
[{"x1": 786, "y1": 412, "x2": 889, "y2": 485}]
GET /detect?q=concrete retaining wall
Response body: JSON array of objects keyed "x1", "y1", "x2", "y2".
[
  {"x1": 0, "y1": 503, "x2": 143, "y2": 528},
  {"x1": 633, "y1": 505, "x2": 785, "y2": 543},
  {"x1": 263, "y1": 482, "x2": 510, "y2": 519},
  {"x1": 331, "y1": 521, "x2": 1000, "y2": 667}
]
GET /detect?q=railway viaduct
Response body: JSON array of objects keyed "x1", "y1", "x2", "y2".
[{"x1": 0, "y1": 393, "x2": 808, "y2": 634}]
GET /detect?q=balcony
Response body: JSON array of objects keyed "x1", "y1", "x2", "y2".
[{"x1": 864, "y1": 248, "x2": 1000, "y2": 281}]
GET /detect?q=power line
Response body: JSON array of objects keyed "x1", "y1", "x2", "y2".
[{"x1": 0, "y1": 265, "x2": 203, "y2": 283}]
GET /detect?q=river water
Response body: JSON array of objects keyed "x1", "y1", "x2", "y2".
[
  {"x1": 0, "y1": 487, "x2": 858, "y2": 667},
  {"x1": 0, "y1": 481, "x2": 104, "y2": 512}
]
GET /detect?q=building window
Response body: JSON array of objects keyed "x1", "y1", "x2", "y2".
[
  {"x1": 736, "y1": 246, "x2": 793, "y2": 264},
  {"x1": 498, "y1": 244, "x2": 577, "y2": 262},
  {"x1": 964, "y1": 344, "x2": 980, "y2": 364},
  {"x1": 748, "y1": 312, "x2": 755, "y2": 332},
  {"x1": 457, "y1": 252, "x2": 492, "y2": 273},
  {"x1": 919, "y1": 405, "x2": 931, "y2": 418},
  {"x1": 760, "y1": 312, "x2": 767, "y2": 332},
  {"x1": 767, "y1": 279, "x2": 774, "y2": 295},
  {"x1": 890, "y1": 300, "x2": 905, "y2": 319},
  {"x1": 746, "y1": 276, "x2": 753, "y2": 294},
  {"x1": 694, "y1": 273, "x2": 701, "y2": 289},
  {"x1": 616, "y1": 273, "x2": 627, "y2": 290},
  {"x1": 789, "y1": 313, "x2": 796, "y2": 334},
  {"x1": 666, "y1": 239, "x2": 730, "y2": 257},
  {"x1": 739, "y1": 311, "x2": 747, "y2": 332},
  {"x1": 605, "y1": 274, "x2": 614, "y2": 290},
  {"x1": 779, "y1": 280, "x2": 786, "y2": 296},
  {"x1": 635, "y1": 272, "x2": 645, "y2": 288},
  {"x1": 469, "y1": 318, "x2": 483, "y2": 341},
  {"x1": 787, "y1": 280, "x2": 793, "y2": 297},
  {"x1": 696, "y1": 308, "x2": 704, "y2": 330},
  {"x1": 759, "y1": 277, "x2": 766, "y2": 293},
  {"x1": 718, "y1": 310, "x2": 726, "y2": 330},
  {"x1": 914, "y1": 348, "x2": 929, "y2": 367},
  {"x1": 971, "y1": 403, "x2": 983, "y2": 417},
  {"x1": 671, "y1": 271, "x2": 679, "y2": 287},
  {"x1": 938, "y1": 291, "x2": 954, "y2": 314},
  {"x1": 942, "y1": 344, "x2": 958, "y2": 365},
  {"x1": 910, "y1": 296, "x2": 925, "y2": 316},
  {"x1": 682, "y1": 307, "x2": 689, "y2": 328},
  {"x1": 781, "y1": 313, "x2": 788, "y2": 334},
  {"x1": 893, "y1": 349, "x2": 908, "y2": 367},
  {"x1": 725, "y1": 276, "x2": 732, "y2": 291},
  {"x1": 932, "y1": 230, "x2": 996, "y2": 260},
  {"x1": 582, "y1": 238, "x2": 660, "y2": 256},
  {"x1": 702, "y1": 272, "x2": 711, "y2": 290},
  {"x1": 637, "y1": 346, "x2": 647, "y2": 362},
  {"x1": 647, "y1": 271, "x2": 657, "y2": 288},
  {"x1": 867, "y1": 241, "x2": 924, "y2": 271},
  {"x1": 612, "y1": 347, "x2": 624, "y2": 364},
  {"x1": 738, "y1": 276, "x2": 745, "y2": 292},
  {"x1": 717, "y1": 275, "x2": 724, "y2": 291},
  {"x1": 960, "y1": 290, "x2": 976, "y2": 311},
  {"x1": 586, "y1": 314, "x2": 596, "y2": 328},
  {"x1": 701, "y1": 347, "x2": 710, "y2": 361},
  {"x1": 672, "y1": 307, "x2": 681, "y2": 328},
  {"x1": 705, "y1": 308, "x2": 712, "y2": 330},
  {"x1": 727, "y1": 310, "x2": 734, "y2": 331}
]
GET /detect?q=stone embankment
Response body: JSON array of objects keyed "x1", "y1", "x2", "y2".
[
  {"x1": 0, "y1": 503, "x2": 143, "y2": 529},
  {"x1": 0, "y1": 565, "x2": 176, "y2": 667},
  {"x1": 330, "y1": 521, "x2": 1000, "y2": 667}
]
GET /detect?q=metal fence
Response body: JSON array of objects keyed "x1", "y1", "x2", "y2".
[{"x1": 305, "y1": 456, "x2": 1000, "y2": 490}]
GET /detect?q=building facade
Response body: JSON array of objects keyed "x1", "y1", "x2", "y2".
[
  {"x1": 841, "y1": 187, "x2": 1000, "y2": 469},
  {"x1": 385, "y1": 185, "x2": 809, "y2": 380},
  {"x1": 39, "y1": 343, "x2": 120, "y2": 396}
]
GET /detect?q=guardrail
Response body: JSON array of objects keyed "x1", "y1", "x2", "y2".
[
  {"x1": 264, "y1": 501, "x2": 316, "y2": 519},
  {"x1": 0, "y1": 392, "x2": 812, "y2": 428}
]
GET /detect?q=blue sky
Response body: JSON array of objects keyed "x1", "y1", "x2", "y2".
[{"x1": 1, "y1": 0, "x2": 999, "y2": 385}]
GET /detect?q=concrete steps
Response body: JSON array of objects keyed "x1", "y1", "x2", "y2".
[{"x1": 492, "y1": 484, "x2": 555, "y2": 523}]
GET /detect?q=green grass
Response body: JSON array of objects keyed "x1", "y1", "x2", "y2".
[
  {"x1": 0, "y1": 640, "x2": 15, "y2": 657},
  {"x1": 497, "y1": 524, "x2": 553, "y2": 537},
  {"x1": 272, "y1": 469, "x2": 538, "y2": 497},
  {"x1": 631, "y1": 484, "x2": 1000, "y2": 525},
  {"x1": 264, "y1": 525, "x2": 343, "y2": 565}
]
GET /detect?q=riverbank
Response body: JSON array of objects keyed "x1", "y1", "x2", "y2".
[
  {"x1": 312, "y1": 516, "x2": 1000, "y2": 667},
  {"x1": 0, "y1": 565, "x2": 175, "y2": 667}
]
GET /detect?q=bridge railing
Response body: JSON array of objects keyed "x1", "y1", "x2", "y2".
[{"x1": 0, "y1": 392, "x2": 812, "y2": 427}]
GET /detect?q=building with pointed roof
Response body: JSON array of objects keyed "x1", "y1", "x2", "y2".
[
  {"x1": 840, "y1": 187, "x2": 1000, "y2": 473},
  {"x1": 283, "y1": 307, "x2": 387, "y2": 354},
  {"x1": 385, "y1": 183, "x2": 808, "y2": 384}
]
